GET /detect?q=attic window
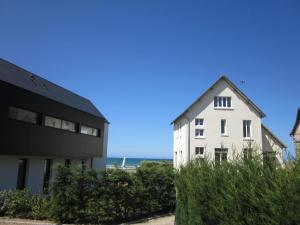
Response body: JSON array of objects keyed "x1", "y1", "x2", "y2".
[{"x1": 214, "y1": 96, "x2": 232, "y2": 108}]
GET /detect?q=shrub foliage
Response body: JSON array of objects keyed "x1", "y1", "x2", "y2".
[
  {"x1": 175, "y1": 157, "x2": 300, "y2": 225},
  {"x1": 0, "y1": 162, "x2": 175, "y2": 224}
]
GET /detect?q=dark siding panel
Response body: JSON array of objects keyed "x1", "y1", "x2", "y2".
[{"x1": 0, "y1": 81, "x2": 104, "y2": 158}]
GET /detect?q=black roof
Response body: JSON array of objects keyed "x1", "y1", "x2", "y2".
[
  {"x1": 291, "y1": 108, "x2": 300, "y2": 136},
  {"x1": 0, "y1": 58, "x2": 108, "y2": 122}
]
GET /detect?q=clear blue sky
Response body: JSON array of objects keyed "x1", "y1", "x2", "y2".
[{"x1": 1, "y1": 0, "x2": 299, "y2": 159}]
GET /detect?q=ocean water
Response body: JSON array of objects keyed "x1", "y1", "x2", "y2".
[{"x1": 106, "y1": 157, "x2": 173, "y2": 167}]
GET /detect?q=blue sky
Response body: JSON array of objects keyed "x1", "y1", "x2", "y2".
[{"x1": 0, "y1": 0, "x2": 299, "y2": 159}]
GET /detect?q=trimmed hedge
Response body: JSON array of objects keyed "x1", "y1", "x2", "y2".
[
  {"x1": 0, "y1": 162, "x2": 175, "y2": 224},
  {"x1": 175, "y1": 157, "x2": 300, "y2": 225}
]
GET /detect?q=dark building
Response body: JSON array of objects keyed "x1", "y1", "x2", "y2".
[{"x1": 0, "y1": 58, "x2": 109, "y2": 191}]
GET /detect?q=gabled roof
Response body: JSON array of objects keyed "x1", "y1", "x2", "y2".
[
  {"x1": 290, "y1": 108, "x2": 300, "y2": 136},
  {"x1": 0, "y1": 58, "x2": 108, "y2": 122},
  {"x1": 171, "y1": 76, "x2": 266, "y2": 124},
  {"x1": 262, "y1": 124, "x2": 287, "y2": 149}
]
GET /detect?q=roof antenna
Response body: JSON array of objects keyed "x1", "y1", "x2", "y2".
[{"x1": 240, "y1": 80, "x2": 245, "y2": 85}]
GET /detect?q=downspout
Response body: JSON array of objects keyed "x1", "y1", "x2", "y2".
[{"x1": 183, "y1": 115, "x2": 191, "y2": 163}]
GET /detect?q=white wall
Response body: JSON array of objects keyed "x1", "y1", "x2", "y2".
[
  {"x1": 262, "y1": 127, "x2": 284, "y2": 165},
  {"x1": 0, "y1": 156, "x2": 95, "y2": 192},
  {"x1": 173, "y1": 118, "x2": 188, "y2": 168},
  {"x1": 173, "y1": 79, "x2": 263, "y2": 168},
  {"x1": 0, "y1": 156, "x2": 19, "y2": 190}
]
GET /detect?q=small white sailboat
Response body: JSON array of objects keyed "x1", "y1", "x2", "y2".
[{"x1": 121, "y1": 157, "x2": 126, "y2": 169}]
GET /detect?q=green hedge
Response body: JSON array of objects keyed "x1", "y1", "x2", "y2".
[
  {"x1": 0, "y1": 162, "x2": 175, "y2": 224},
  {"x1": 175, "y1": 157, "x2": 300, "y2": 225}
]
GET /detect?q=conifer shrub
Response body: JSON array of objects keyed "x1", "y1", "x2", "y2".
[
  {"x1": 49, "y1": 162, "x2": 175, "y2": 223},
  {"x1": 175, "y1": 155, "x2": 300, "y2": 225}
]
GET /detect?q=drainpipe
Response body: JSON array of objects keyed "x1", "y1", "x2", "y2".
[{"x1": 183, "y1": 115, "x2": 191, "y2": 163}]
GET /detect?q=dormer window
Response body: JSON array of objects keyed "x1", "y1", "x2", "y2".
[{"x1": 214, "y1": 96, "x2": 232, "y2": 108}]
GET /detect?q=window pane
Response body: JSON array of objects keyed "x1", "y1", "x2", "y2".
[
  {"x1": 221, "y1": 153, "x2": 227, "y2": 161},
  {"x1": 214, "y1": 97, "x2": 218, "y2": 107},
  {"x1": 9, "y1": 107, "x2": 38, "y2": 124},
  {"x1": 200, "y1": 147, "x2": 204, "y2": 154},
  {"x1": 92, "y1": 128, "x2": 98, "y2": 136},
  {"x1": 62, "y1": 120, "x2": 76, "y2": 132},
  {"x1": 223, "y1": 97, "x2": 227, "y2": 107},
  {"x1": 17, "y1": 159, "x2": 27, "y2": 190},
  {"x1": 45, "y1": 116, "x2": 62, "y2": 129},
  {"x1": 215, "y1": 152, "x2": 220, "y2": 164},
  {"x1": 227, "y1": 97, "x2": 232, "y2": 107},
  {"x1": 218, "y1": 97, "x2": 222, "y2": 107},
  {"x1": 81, "y1": 125, "x2": 98, "y2": 137},
  {"x1": 221, "y1": 120, "x2": 226, "y2": 134},
  {"x1": 43, "y1": 159, "x2": 52, "y2": 193},
  {"x1": 243, "y1": 121, "x2": 247, "y2": 137},
  {"x1": 247, "y1": 121, "x2": 251, "y2": 137},
  {"x1": 196, "y1": 119, "x2": 204, "y2": 126}
]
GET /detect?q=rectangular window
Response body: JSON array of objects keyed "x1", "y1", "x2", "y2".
[
  {"x1": 16, "y1": 159, "x2": 27, "y2": 190},
  {"x1": 65, "y1": 159, "x2": 71, "y2": 167},
  {"x1": 9, "y1": 107, "x2": 38, "y2": 124},
  {"x1": 215, "y1": 148, "x2": 228, "y2": 165},
  {"x1": 195, "y1": 129, "x2": 204, "y2": 138},
  {"x1": 214, "y1": 97, "x2": 232, "y2": 108},
  {"x1": 195, "y1": 147, "x2": 204, "y2": 155},
  {"x1": 221, "y1": 119, "x2": 227, "y2": 135},
  {"x1": 80, "y1": 125, "x2": 99, "y2": 137},
  {"x1": 243, "y1": 120, "x2": 251, "y2": 138},
  {"x1": 43, "y1": 159, "x2": 52, "y2": 193},
  {"x1": 195, "y1": 118, "x2": 204, "y2": 126},
  {"x1": 45, "y1": 116, "x2": 62, "y2": 129},
  {"x1": 62, "y1": 120, "x2": 76, "y2": 132}
]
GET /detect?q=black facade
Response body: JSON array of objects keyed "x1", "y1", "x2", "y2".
[{"x1": 0, "y1": 59, "x2": 108, "y2": 158}]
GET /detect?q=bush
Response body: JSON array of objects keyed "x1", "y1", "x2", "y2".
[
  {"x1": 0, "y1": 191, "x2": 9, "y2": 216},
  {"x1": 50, "y1": 162, "x2": 175, "y2": 223},
  {"x1": 175, "y1": 156, "x2": 300, "y2": 225},
  {"x1": 0, "y1": 163, "x2": 175, "y2": 223}
]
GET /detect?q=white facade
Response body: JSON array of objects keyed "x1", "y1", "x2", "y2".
[
  {"x1": 0, "y1": 123, "x2": 109, "y2": 192},
  {"x1": 173, "y1": 77, "x2": 286, "y2": 168}
]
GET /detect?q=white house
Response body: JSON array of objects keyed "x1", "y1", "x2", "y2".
[{"x1": 172, "y1": 76, "x2": 286, "y2": 168}]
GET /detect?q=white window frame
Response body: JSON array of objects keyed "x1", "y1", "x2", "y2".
[
  {"x1": 243, "y1": 120, "x2": 252, "y2": 139},
  {"x1": 214, "y1": 96, "x2": 232, "y2": 109},
  {"x1": 221, "y1": 119, "x2": 228, "y2": 136},
  {"x1": 195, "y1": 129, "x2": 205, "y2": 138},
  {"x1": 195, "y1": 118, "x2": 204, "y2": 127},
  {"x1": 195, "y1": 147, "x2": 205, "y2": 158}
]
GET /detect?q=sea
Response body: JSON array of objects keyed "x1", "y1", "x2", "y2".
[{"x1": 106, "y1": 157, "x2": 173, "y2": 167}]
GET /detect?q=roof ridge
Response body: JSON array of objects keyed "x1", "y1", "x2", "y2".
[
  {"x1": 0, "y1": 58, "x2": 91, "y2": 102},
  {"x1": 0, "y1": 58, "x2": 108, "y2": 122}
]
